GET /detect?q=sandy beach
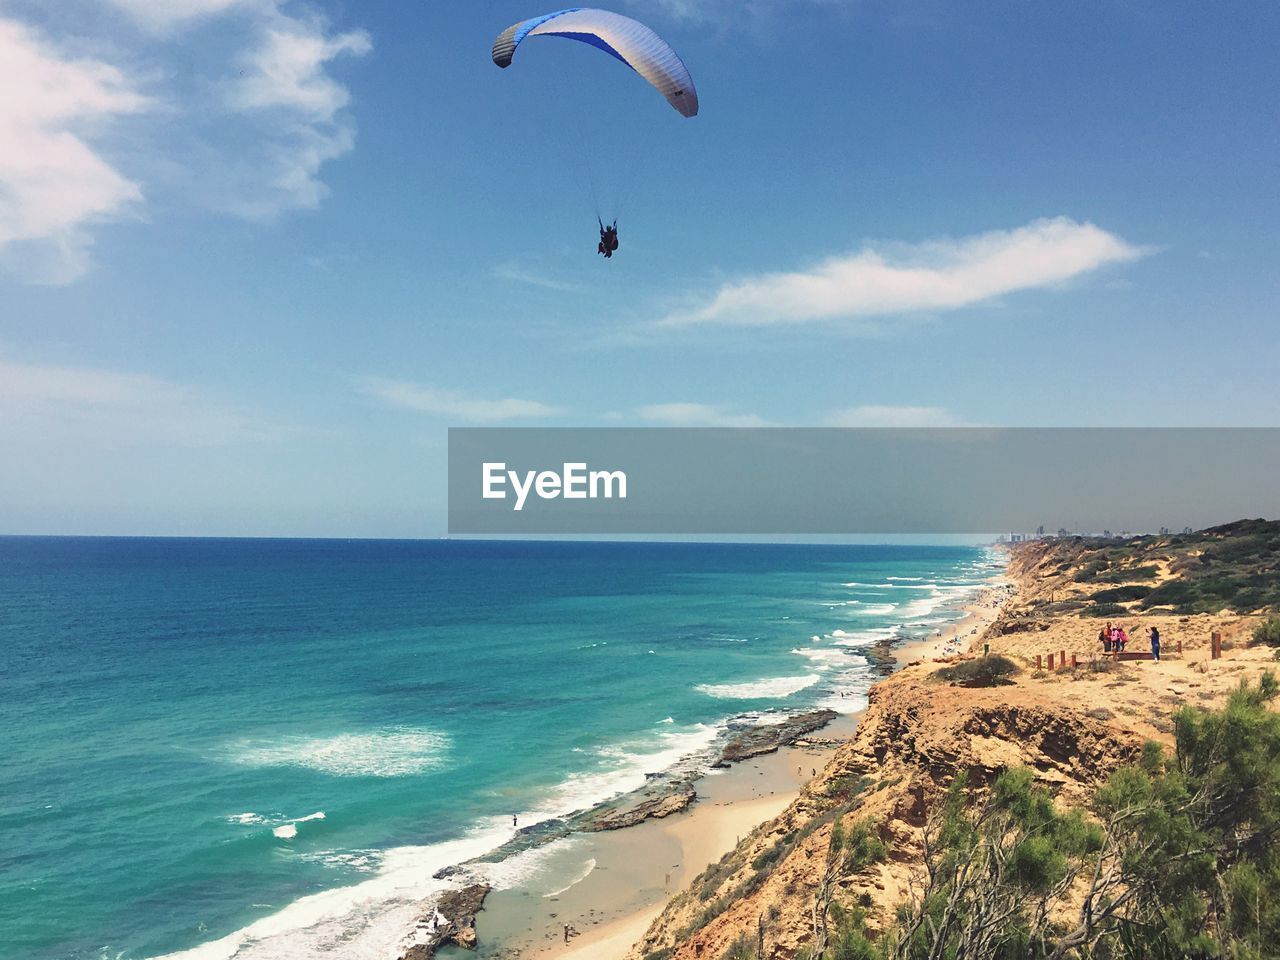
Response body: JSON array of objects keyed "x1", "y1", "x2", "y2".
[
  {"x1": 469, "y1": 577, "x2": 1010, "y2": 960},
  {"x1": 892, "y1": 577, "x2": 1015, "y2": 665},
  {"x1": 471, "y1": 713, "x2": 862, "y2": 959}
]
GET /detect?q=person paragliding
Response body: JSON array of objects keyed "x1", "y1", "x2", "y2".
[
  {"x1": 597, "y1": 219, "x2": 619, "y2": 259},
  {"x1": 492, "y1": 9, "x2": 697, "y2": 258}
]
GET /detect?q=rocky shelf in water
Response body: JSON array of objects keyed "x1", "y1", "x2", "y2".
[
  {"x1": 715, "y1": 709, "x2": 839, "y2": 766},
  {"x1": 398, "y1": 883, "x2": 490, "y2": 959},
  {"x1": 434, "y1": 708, "x2": 842, "y2": 878}
]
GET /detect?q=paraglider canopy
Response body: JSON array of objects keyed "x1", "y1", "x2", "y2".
[{"x1": 492, "y1": 8, "x2": 699, "y2": 118}]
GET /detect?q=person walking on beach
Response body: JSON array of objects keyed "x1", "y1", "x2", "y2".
[{"x1": 1149, "y1": 626, "x2": 1161, "y2": 661}]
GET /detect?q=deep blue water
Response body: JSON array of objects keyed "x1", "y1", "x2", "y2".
[{"x1": 0, "y1": 538, "x2": 1000, "y2": 960}]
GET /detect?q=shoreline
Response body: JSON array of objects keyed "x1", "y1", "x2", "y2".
[
  {"x1": 470, "y1": 713, "x2": 862, "y2": 960},
  {"x1": 892, "y1": 576, "x2": 1015, "y2": 666},
  {"x1": 462, "y1": 570, "x2": 1005, "y2": 959}
]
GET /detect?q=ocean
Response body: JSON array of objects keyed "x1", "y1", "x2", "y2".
[{"x1": 0, "y1": 538, "x2": 1001, "y2": 960}]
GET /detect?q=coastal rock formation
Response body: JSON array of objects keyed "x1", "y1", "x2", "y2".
[
  {"x1": 586, "y1": 784, "x2": 697, "y2": 831},
  {"x1": 399, "y1": 884, "x2": 489, "y2": 959},
  {"x1": 626, "y1": 526, "x2": 1280, "y2": 960},
  {"x1": 716, "y1": 709, "x2": 838, "y2": 765},
  {"x1": 628, "y1": 666, "x2": 1158, "y2": 960}
]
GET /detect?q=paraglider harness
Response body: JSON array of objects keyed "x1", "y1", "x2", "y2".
[{"x1": 598, "y1": 219, "x2": 619, "y2": 259}]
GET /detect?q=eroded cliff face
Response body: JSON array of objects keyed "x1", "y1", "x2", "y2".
[
  {"x1": 629, "y1": 533, "x2": 1277, "y2": 960},
  {"x1": 627, "y1": 665, "x2": 1152, "y2": 960}
]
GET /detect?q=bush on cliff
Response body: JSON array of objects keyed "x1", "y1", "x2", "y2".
[
  {"x1": 879, "y1": 674, "x2": 1280, "y2": 960},
  {"x1": 1091, "y1": 585, "x2": 1152, "y2": 603},
  {"x1": 933, "y1": 656, "x2": 1018, "y2": 687},
  {"x1": 1085, "y1": 602, "x2": 1128, "y2": 618},
  {"x1": 1086, "y1": 672, "x2": 1280, "y2": 959},
  {"x1": 885, "y1": 768, "x2": 1101, "y2": 960},
  {"x1": 1097, "y1": 565, "x2": 1159, "y2": 583},
  {"x1": 1254, "y1": 615, "x2": 1280, "y2": 647}
]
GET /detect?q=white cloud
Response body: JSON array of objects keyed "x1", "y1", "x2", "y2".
[
  {"x1": 213, "y1": 16, "x2": 370, "y2": 219},
  {"x1": 0, "y1": 358, "x2": 267, "y2": 446},
  {"x1": 231, "y1": 24, "x2": 370, "y2": 120},
  {"x1": 0, "y1": 3, "x2": 371, "y2": 283},
  {"x1": 636, "y1": 402, "x2": 771, "y2": 427},
  {"x1": 360, "y1": 378, "x2": 562, "y2": 423},
  {"x1": 104, "y1": 0, "x2": 247, "y2": 29},
  {"x1": 658, "y1": 218, "x2": 1149, "y2": 329},
  {"x1": 494, "y1": 263, "x2": 581, "y2": 293},
  {"x1": 824, "y1": 405, "x2": 971, "y2": 428},
  {"x1": 0, "y1": 19, "x2": 149, "y2": 282}
]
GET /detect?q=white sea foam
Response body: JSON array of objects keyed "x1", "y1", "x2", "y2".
[
  {"x1": 544, "y1": 858, "x2": 597, "y2": 898},
  {"x1": 816, "y1": 687, "x2": 871, "y2": 712},
  {"x1": 790, "y1": 647, "x2": 852, "y2": 667},
  {"x1": 304, "y1": 851, "x2": 381, "y2": 874},
  {"x1": 535, "y1": 722, "x2": 722, "y2": 818},
  {"x1": 843, "y1": 582, "x2": 941, "y2": 592},
  {"x1": 146, "y1": 823, "x2": 516, "y2": 960},
  {"x1": 830, "y1": 627, "x2": 898, "y2": 647},
  {"x1": 463, "y1": 836, "x2": 579, "y2": 891},
  {"x1": 228, "y1": 813, "x2": 266, "y2": 826},
  {"x1": 227, "y1": 729, "x2": 449, "y2": 778},
  {"x1": 848, "y1": 602, "x2": 898, "y2": 616},
  {"x1": 695, "y1": 674, "x2": 820, "y2": 699},
  {"x1": 272, "y1": 812, "x2": 326, "y2": 840}
]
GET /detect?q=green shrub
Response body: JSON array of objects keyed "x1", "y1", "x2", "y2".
[
  {"x1": 1097, "y1": 565, "x2": 1159, "y2": 583},
  {"x1": 720, "y1": 932, "x2": 755, "y2": 960},
  {"x1": 1255, "y1": 615, "x2": 1280, "y2": 647},
  {"x1": 1086, "y1": 602, "x2": 1128, "y2": 618},
  {"x1": 1073, "y1": 559, "x2": 1110, "y2": 582},
  {"x1": 934, "y1": 655, "x2": 1018, "y2": 687},
  {"x1": 751, "y1": 842, "x2": 786, "y2": 872},
  {"x1": 1091, "y1": 585, "x2": 1152, "y2": 603}
]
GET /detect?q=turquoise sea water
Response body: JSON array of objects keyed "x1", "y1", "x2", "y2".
[{"x1": 0, "y1": 538, "x2": 1000, "y2": 960}]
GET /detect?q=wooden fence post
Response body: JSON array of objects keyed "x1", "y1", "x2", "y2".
[
  {"x1": 1035, "y1": 654, "x2": 1042, "y2": 670},
  {"x1": 1047, "y1": 653, "x2": 1055, "y2": 670}
]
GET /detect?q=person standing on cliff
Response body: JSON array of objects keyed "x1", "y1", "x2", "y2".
[
  {"x1": 1101, "y1": 623, "x2": 1112, "y2": 653},
  {"x1": 1149, "y1": 625, "x2": 1161, "y2": 661}
]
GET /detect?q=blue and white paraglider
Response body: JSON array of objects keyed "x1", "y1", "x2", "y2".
[
  {"x1": 492, "y1": 8, "x2": 699, "y2": 118},
  {"x1": 492, "y1": 9, "x2": 699, "y2": 258}
]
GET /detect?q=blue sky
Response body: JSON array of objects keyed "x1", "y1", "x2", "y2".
[{"x1": 1, "y1": 0, "x2": 1277, "y2": 536}]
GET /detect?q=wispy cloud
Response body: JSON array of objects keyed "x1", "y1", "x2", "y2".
[
  {"x1": 0, "y1": 2, "x2": 370, "y2": 283},
  {"x1": 104, "y1": 0, "x2": 248, "y2": 30},
  {"x1": 220, "y1": 16, "x2": 371, "y2": 219},
  {"x1": 0, "y1": 19, "x2": 150, "y2": 283},
  {"x1": 636, "y1": 402, "x2": 772, "y2": 427},
  {"x1": 824, "y1": 405, "x2": 972, "y2": 428},
  {"x1": 657, "y1": 218, "x2": 1150, "y2": 330},
  {"x1": 494, "y1": 263, "x2": 581, "y2": 293},
  {"x1": 359, "y1": 378, "x2": 563, "y2": 423},
  {"x1": 0, "y1": 358, "x2": 268, "y2": 446}
]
